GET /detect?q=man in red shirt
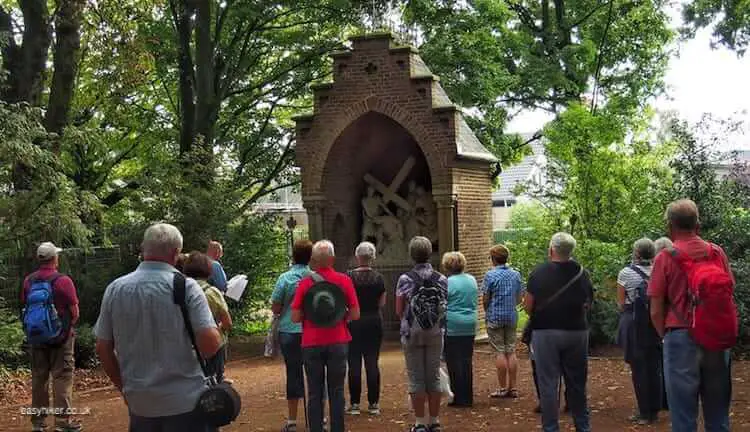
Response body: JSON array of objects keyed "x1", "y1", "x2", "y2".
[
  {"x1": 21, "y1": 242, "x2": 81, "y2": 432},
  {"x1": 648, "y1": 199, "x2": 733, "y2": 432},
  {"x1": 291, "y1": 240, "x2": 360, "y2": 432}
]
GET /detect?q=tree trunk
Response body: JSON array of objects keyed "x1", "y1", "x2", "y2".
[
  {"x1": 0, "y1": 7, "x2": 22, "y2": 101},
  {"x1": 17, "y1": 0, "x2": 52, "y2": 105},
  {"x1": 45, "y1": 0, "x2": 85, "y2": 146},
  {"x1": 173, "y1": 0, "x2": 196, "y2": 154},
  {"x1": 195, "y1": 0, "x2": 216, "y2": 150}
]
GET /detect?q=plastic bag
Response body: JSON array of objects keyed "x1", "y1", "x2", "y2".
[
  {"x1": 406, "y1": 365, "x2": 454, "y2": 410},
  {"x1": 264, "y1": 315, "x2": 280, "y2": 358}
]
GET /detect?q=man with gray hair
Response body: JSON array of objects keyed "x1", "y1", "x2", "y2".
[
  {"x1": 649, "y1": 199, "x2": 734, "y2": 432},
  {"x1": 291, "y1": 240, "x2": 360, "y2": 432},
  {"x1": 396, "y1": 236, "x2": 448, "y2": 432},
  {"x1": 94, "y1": 223, "x2": 223, "y2": 431},
  {"x1": 524, "y1": 232, "x2": 593, "y2": 432}
]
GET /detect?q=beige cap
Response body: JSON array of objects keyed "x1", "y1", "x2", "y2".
[{"x1": 37, "y1": 242, "x2": 62, "y2": 261}]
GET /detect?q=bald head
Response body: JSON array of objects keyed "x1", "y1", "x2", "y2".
[
  {"x1": 311, "y1": 240, "x2": 335, "y2": 270},
  {"x1": 666, "y1": 199, "x2": 699, "y2": 233},
  {"x1": 207, "y1": 241, "x2": 223, "y2": 260}
]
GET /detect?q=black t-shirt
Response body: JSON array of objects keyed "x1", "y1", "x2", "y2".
[
  {"x1": 528, "y1": 260, "x2": 594, "y2": 331},
  {"x1": 348, "y1": 268, "x2": 386, "y2": 317}
]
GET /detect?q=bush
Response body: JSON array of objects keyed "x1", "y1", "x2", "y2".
[
  {"x1": 218, "y1": 214, "x2": 288, "y2": 335},
  {"x1": 0, "y1": 301, "x2": 26, "y2": 369},
  {"x1": 74, "y1": 323, "x2": 99, "y2": 369}
]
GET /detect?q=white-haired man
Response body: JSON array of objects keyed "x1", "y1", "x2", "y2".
[
  {"x1": 94, "y1": 223, "x2": 223, "y2": 431},
  {"x1": 291, "y1": 240, "x2": 360, "y2": 432},
  {"x1": 524, "y1": 232, "x2": 593, "y2": 432}
]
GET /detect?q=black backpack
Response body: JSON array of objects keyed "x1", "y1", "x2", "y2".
[
  {"x1": 406, "y1": 271, "x2": 446, "y2": 330},
  {"x1": 629, "y1": 265, "x2": 661, "y2": 347}
]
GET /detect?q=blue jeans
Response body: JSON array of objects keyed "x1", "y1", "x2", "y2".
[
  {"x1": 129, "y1": 409, "x2": 217, "y2": 432},
  {"x1": 303, "y1": 344, "x2": 348, "y2": 432},
  {"x1": 663, "y1": 329, "x2": 732, "y2": 432},
  {"x1": 532, "y1": 329, "x2": 591, "y2": 432}
]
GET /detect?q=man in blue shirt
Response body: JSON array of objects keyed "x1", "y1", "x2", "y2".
[
  {"x1": 207, "y1": 241, "x2": 227, "y2": 292},
  {"x1": 271, "y1": 240, "x2": 313, "y2": 432},
  {"x1": 481, "y1": 244, "x2": 525, "y2": 399}
]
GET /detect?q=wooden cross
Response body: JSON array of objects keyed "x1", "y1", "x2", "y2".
[{"x1": 364, "y1": 156, "x2": 415, "y2": 211}]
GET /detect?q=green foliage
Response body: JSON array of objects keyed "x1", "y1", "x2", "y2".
[
  {"x1": 404, "y1": 0, "x2": 674, "y2": 164},
  {"x1": 74, "y1": 323, "x2": 99, "y2": 369},
  {"x1": 218, "y1": 214, "x2": 289, "y2": 335},
  {"x1": 0, "y1": 103, "x2": 92, "y2": 263},
  {"x1": 541, "y1": 104, "x2": 673, "y2": 243},
  {"x1": 0, "y1": 299, "x2": 26, "y2": 368},
  {"x1": 682, "y1": 0, "x2": 750, "y2": 54}
]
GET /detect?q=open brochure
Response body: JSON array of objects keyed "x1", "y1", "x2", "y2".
[{"x1": 225, "y1": 274, "x2": 248, "y2": 301}]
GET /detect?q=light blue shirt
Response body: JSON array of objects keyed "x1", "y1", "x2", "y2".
[
  {"x1": 208, "y1": 260, "x2": 227, "y2": 292},
  {"x1": 93, "y1": 262, "x2": 217, "y2": 417},
  {"x1": 271, "y1": 264, "x2": 311, "y2": 334},
  {"x1": 446, "y1": 273, "x2": 479, "y2": 336}
]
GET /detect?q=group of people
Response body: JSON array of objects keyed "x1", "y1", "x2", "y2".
[
  {"x1": 17, "y1": 197, "x2": 736, "y2": 432},
  {"x1": 269, "y1": 198, "x2": 736, "y2": 432},
  {"x1": 20, "y1": 227, "x2": 232, "y2": 432}
]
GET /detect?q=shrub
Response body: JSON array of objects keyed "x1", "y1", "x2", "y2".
[
  {"x1": 74, "y1": 323, "x2": 99, "y2": 369},
  {"x1": 217, "y1": 214, "x2": 288, "y2": 335},
  {"x1": 0, "y1": 300, "x2": 26, "y2": 369}
]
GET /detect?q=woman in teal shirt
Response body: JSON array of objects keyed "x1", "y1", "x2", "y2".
[{"x1": 442, "y1": 251, "x2": 478, "y2": 407}]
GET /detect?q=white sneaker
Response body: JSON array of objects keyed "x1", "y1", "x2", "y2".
[
  {"x1": 346, "y1": 404, "x2": 361, "y2": 415},
  {"x1": 368, "y1": 403, "x2": 381, "y2": 415}
]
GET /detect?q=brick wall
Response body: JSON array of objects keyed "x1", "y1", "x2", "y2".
[{"x1": 454, "y1": 166, "x2": 494, "y2": 329}]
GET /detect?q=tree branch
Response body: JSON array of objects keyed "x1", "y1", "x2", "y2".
[{"x1": 239, "y1": 137, "x2": 296, "y2": 211}]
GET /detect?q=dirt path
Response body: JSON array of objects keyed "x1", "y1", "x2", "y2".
[{"x1": 3, "y1": 344, "x2": 749, "y2": 431}]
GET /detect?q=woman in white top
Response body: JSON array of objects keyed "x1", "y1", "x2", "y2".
[{"x1": 616, "y1": 238, "x2": 663, "y2": 425}]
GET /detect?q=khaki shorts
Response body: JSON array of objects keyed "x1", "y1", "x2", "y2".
[{"x1": 488, "y1": 324, "x2": 517, "y2": 354}]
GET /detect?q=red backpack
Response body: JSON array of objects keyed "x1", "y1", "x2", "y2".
[{"x1": 670, "y1": 244, "x2": 738, "y2": 351}]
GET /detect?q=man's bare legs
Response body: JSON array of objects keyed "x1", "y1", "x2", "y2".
[
  {"x1": 508, "y1": 352, "x2": 519, "y2": 394},
  {"x1": 496, "y1": 354, "x2": 509, "y2": 390}
]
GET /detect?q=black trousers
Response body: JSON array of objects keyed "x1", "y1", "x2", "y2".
[
  {"x1": 630, "y1": 346, "x2": 663, "y2": 420},
  {"x1": 444, "y1": 335, "x2": 474, "y2": 406},
  {"x1": 347, "y1": 317, "x2": 383, "y2": 405}
]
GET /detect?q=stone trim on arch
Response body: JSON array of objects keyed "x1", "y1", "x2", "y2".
[{"x1": 305, "y1": 96, "x2": 449, "y2": 194}]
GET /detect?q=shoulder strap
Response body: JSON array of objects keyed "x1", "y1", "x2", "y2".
[
  {"x1": 407, "y1": 270, "x2": 423, "y2": 287},
  {"x1": 173, "y1": 273, "x2": 210, "y2": 378},
  {"x1": 534, "y1": 267, "x2": 584, "y2": 314},
  {"x1": 628, "y1": 265, "x2": 650, "y2": 282},
  {"x1": 310, "y1": 272, "x2": 324, "y2": 283}
]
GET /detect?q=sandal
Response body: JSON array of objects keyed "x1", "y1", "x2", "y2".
[
  {"x1": 490, "y1": 388, "x2": 508, "y2": 398},
  {"x1": 505, "y1": 389, "x2": 519, "y2": 399}
]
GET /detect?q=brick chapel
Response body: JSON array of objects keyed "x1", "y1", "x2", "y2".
[{"x1": 293, "y1": 33, "x2": 496, "y2": 335}]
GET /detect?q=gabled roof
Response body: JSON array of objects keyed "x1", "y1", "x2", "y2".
[{"x1": 492, "y1": 135, "x2": 545, "y2": 201}]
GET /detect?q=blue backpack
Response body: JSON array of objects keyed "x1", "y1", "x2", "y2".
[{"x1": 22, "y1": 273, "x2": 64, "y2": 345}]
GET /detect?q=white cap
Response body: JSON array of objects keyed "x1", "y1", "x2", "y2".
[{"x1": 37, "y1": 242, "x2": 62, "y2": 261}]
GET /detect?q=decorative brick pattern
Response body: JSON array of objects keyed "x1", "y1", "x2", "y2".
[{"x1": 294, "y1": 33, "x2": 496, "y2": 337}]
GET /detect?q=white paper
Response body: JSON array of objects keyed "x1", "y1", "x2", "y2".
[{"x1": 225, "y1": 274, "x2": 248, "y2": 301}]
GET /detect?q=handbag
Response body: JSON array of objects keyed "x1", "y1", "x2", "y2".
[
  {"x1": 174, "y1": 273, "x2": 242, "y2": 427},
  {"x1": 522, "y1": 266, "x2": 585, "y2": 346}
]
